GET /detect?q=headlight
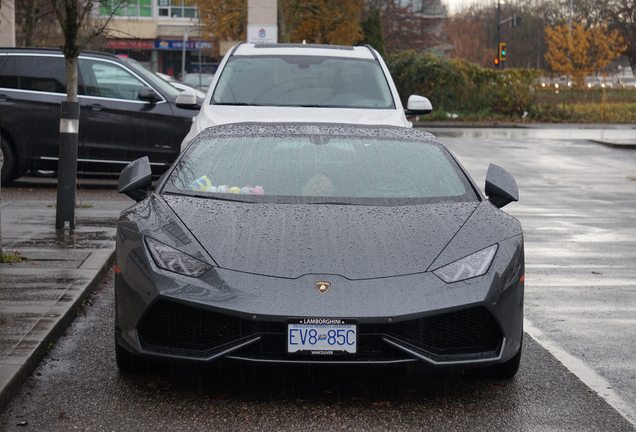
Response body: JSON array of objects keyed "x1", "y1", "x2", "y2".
[
  {"x1": 145, "y1": 237, "x2": 211, "y2": 277},
  {"x1": 433, "y1": 245, "x2": 498, "y2": 283}
]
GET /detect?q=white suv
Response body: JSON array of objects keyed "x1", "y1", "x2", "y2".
[{"x1": 177, "y1": 43, "x2": 432, "y2": 150}]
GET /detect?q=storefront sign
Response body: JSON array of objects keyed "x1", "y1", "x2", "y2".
[
  {"x1": 106, "y1": 39, "x2": 155, "y2": 50},
  {"x1": 155, "y1": 39, "x2": 212, "y2": 50}
]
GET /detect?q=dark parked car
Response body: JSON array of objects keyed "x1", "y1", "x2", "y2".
[
  {"x1": 115, "y1": 123, "x2": 524, "y2": 379},
  {"x1": 0, "y1": 49, "x2": 199, "y2": 183}
]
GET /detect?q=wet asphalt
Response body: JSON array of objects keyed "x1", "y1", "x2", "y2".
[
  {"x1": 1, "y1": 133, "x2": 635, "y2": 430},
  {"x1": 0, "y1": 272, "x2": 633, "y2": 432},
  {"x1": 438, "y1": 134, "x2": 636, "y2": 423}
]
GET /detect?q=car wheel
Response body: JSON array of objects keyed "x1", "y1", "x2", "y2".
[
  {"x1": 1, "y1": 137, "x2": 17, "y2": 184},
  {"x1": 115, "y1": 340, "x2": 146, "y2": 375}
]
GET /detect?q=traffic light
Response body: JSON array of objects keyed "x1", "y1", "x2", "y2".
[
  {"x1": 499, "y1": 42, "x2": 507, "y2": 63},
  {"x1": 493, "y1": 57, "x2": 500, "y2": 67}
]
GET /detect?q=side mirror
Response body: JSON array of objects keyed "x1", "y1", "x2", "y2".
[
  {"x1": 405, "y1": 95, "x2": 433, "y2": 116},
  {"x1": 118, "y1": 157, "x2": 152, "y2": 201},
  {"x1": 138, "y1": 86, "x2": 162, "y2": 104},
  {"x1": 485, "y1": 163, "x2": 519, "y2": 208},
  {"x1": 175, "y1": 90, "x2": 200, "y2": 109}
]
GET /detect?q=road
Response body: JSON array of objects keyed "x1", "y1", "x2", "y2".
[
  {"x1": 438, "y1": 132, "x2": 636, "y2": 425},
  {"x1": 0, "y1": 272, "x2": 632, "y2": 431},
  {"x1": 0, "y1": 133, "x2": 635, "y2": 430}
]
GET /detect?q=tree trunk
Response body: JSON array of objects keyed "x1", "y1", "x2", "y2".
[
  {"x1": 65, "y1": 55, "x2": 78, "y2": 102},
  {"x1": 23, "y1": 0, "x2": 36, "y2": 46}
]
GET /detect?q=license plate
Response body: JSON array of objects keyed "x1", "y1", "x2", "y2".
[{"x1": 287, "y1": 318, "x2": 357, "y2": 354}]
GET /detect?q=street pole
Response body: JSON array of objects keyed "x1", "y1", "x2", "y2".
[
  {"x1": 181, "y1": 32, "x2": 188, "y2": 80},
  {"x1": 198, "y1": 14, "x2": 202, "y2": 89},
  {"x1": 496, "y1": 0, "x2": 502, "y2": 69},
  {"x1": 55, "y1": 100, "x2": 79, "y2": 231}
]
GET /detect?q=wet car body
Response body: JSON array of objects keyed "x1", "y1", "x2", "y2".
[{"x1": 115, "y1": 123, "x2": 524, "y2": 376}]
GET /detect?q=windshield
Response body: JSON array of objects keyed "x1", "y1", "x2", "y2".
[
  {"x1": 163, "y1": 134, "x2": 476, "y2": 205},
  {"x1": 211, "y1": 56, "x2": 395, "y2": 109},
  {"x1": 122, "y1": 57, "x2": 181, "y2": 98}
]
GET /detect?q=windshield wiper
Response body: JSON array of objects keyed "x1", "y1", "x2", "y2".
[
  {"x1": 211, "y1": 102, "x2": 261, "y2": 106},
  {"x1": 295, "y1": 104, "x2": 347, "y2": 108},
  {"x1": 308, "y1": 201, "x2": 364, "y2": 206}
]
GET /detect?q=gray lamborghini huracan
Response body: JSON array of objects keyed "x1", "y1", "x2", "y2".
[{"x1": 115, "y1": 123, "x2": 524, "y2": 378}]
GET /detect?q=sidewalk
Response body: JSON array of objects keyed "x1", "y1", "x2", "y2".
[
  {"x1": 0, "y1": 198, "x2": 125, "y2": 410},
  {"x1": 414, "y1": 123, "x2": 636, "y2": 148}
]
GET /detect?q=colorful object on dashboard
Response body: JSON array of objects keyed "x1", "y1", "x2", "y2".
[
  {"x1": 189, "y1": 175, "x2": 213, "y2": 191},
  {"x1": 189, "y1": 178, "x2": 265, "y2": 195}
]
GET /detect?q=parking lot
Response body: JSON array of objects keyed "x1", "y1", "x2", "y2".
[{"x1": 0, "y1": 133, "x2": 634, "y2": 430}]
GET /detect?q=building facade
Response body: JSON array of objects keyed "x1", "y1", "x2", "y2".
[{"x1": 101, "y1": 0, "x2": 214, "y2": 77}]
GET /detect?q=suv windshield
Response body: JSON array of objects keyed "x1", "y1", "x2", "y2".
[
  {"x1": 164, "y1": 133, "x2": 476, "y2": 205},
  {"x1": 211, "y1": 56, "x2": 394, "y2": 109}
]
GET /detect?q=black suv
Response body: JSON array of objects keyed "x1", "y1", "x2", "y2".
[{"x1": 0, "y1": 49, "x2": 199, "y2": 183}]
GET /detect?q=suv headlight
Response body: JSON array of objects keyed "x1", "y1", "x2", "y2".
[
  {"x1": 433, "y1": 245, "x2": 498, "y2": 283},
  {"x1": 145, "y1": 237, "x2": 211, "y2": 277}
]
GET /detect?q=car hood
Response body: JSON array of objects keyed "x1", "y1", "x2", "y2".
[
  {"x1": 164, "y1": 195, "x2": 478, "y2": 280},
  {"x1": 198, "y1": 105, "x2": 409, "y2": 128}
]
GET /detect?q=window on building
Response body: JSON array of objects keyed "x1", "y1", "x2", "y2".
[
  {"x1": 100, "y1": 0, "x2": 152, "y2": 18},
  {"x1": 158, "y1": 0, "x2": 198, "y2": 18},
  {"x1": 398, "y1": 0, "x2": 423, "y2": 12}
]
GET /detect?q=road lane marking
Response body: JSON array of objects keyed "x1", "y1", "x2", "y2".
[{"x1": 524, "y1": 319, "x2": 635, "y2": 427}]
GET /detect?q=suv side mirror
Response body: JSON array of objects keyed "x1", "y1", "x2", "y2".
[
  {"x1": 138, "y1": 86, "x2": 162, "y2": 104},
  {"x1": 118, "y1": 157, "x2": 152, "y2": 201},
  {"x1": 485, "y1": 163, "x2": 519, "y2": 208},
  {"x1": 405, "y1": 95, "x2": 433, "y2": 116},
  {"x1": 175, "y1": 90, "x2": 200, "y2": 109}
]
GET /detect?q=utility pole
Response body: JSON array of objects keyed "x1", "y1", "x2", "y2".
[{"x1": 496, "y1": 0, "x2": 501, "y2": 65}]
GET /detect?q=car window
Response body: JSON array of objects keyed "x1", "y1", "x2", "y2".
[
  {"x1": 183, "y1": 73, "x2": 214, "y2": 87},
  {"x1": 164, "y1": 134, "x2": 475, "y2": 205},
  {"x1": 211, "y1": 56, "x2": 395, "y2": 109},
  {"x1": 0, "y1": 56, "x2": 19, "y2": 89},
  {"x1": 122, "y1": 57, "x2": 181, "y2": 98},
  {"x1": 0, "y1": 55, "x2": 66, "y2": 93},
  {"x1": 79, "y1": 59, "x2": 146, "y2": 100}
]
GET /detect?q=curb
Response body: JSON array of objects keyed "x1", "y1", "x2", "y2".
[
  {"x1": 0, "y1": 250, "x2": 115, "y2": 412},
  {"x1": 589, "y1": 140, "x2": 636, "y2": 150}
]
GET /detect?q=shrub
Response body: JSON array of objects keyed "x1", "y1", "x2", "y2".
[{"x1": 386, "y1": 51, "x2": 539, "y2": 117}]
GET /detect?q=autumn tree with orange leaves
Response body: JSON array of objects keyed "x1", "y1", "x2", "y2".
[
  {"x1": 280, "y1": 0, "x2": 363, "y2": 45},
  {"x1": 198, "y1": 0, "x2": 247, "y2": 53},
  {"x1": 198, "y1": 0, "x2": 363, "y2": 52},
  {"x1": 544, "y1": 22, "x2": 626, "y2": 86}
]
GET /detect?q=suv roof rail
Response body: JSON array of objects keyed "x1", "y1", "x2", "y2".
[
  {"x1": 362, "y1": 44, "x2": 379, "y2": 62},
  {"x1": 0, "y1": 47, "x2": 122, "y2": 59},
  {"x1": 228, "y1": 42, "x2": 245, "y2": 57},
  {"x1": 252, "y1": 43, "x2": 354, "y2": 50}
]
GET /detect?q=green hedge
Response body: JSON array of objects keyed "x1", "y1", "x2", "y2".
[{"x1": 386, "y1": 51, "x2": 540, "y2": 116}]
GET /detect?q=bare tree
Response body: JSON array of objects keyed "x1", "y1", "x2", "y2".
[
  {"x1": 15, "y1": 0, "x2": 57, "y2": 47},
  {"x1": 368, "y1": 0, "x2": 446, "y2": 54},
  {"x1": 48, "y1": 0, "x2": 123, "y2": 230}
]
